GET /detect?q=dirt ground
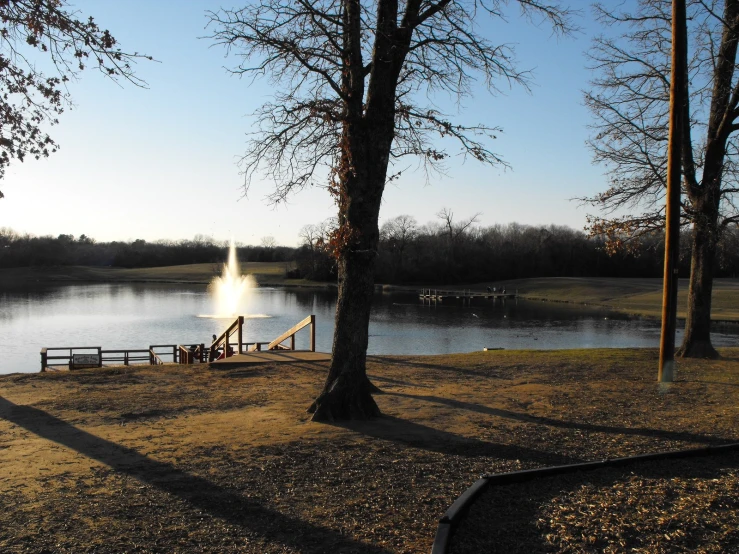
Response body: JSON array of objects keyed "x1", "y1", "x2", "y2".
[{"x1": 1, "y1": 348, "x2": 738, "y2": 553}]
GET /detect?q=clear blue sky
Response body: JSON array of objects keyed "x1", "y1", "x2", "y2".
[{"x1": 0, "y1": 1, "x2": 614, "y2": 247}]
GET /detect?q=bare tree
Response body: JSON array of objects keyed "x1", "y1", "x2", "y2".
[
  {"x1": 260, "y1": 235, "x2": 277, "y2": 249},
  {"x1": 437, "y1": 207, "x2": 481, "y2": 271},
  {"x1": 583, "y1": 0, "x2": 739, "y2": 358},
  {"x1": 380, "y1": 214, "x2": 418, "y2": 277},
  {"x1": 0, "y1": 1, "x2": 151, "y2": 197},
  {"x1": 209, "y1": 0, "x2": 573, "y2": 420},
  {"x1": 299, "y1": 223, "x2": 321, "y2": 275}
]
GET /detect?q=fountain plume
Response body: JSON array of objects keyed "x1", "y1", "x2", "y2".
[{"x1": 208, "y1": 241, "x2": 256, "y2": 318}]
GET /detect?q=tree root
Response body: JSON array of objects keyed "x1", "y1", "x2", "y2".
[
  {"x1": 307, "y1": 377, "x2": 381, "y2": 421},
  {"x1": 677, "y1": 340, "x2": 719, "y2": 359}
]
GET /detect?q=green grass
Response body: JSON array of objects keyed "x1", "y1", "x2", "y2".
[
  {"x1": 497, "y1": 276, "x2": 739, "y2": 321},
  {"x1": 0, "y1": 261, "x2": 320, "y2": 288}
]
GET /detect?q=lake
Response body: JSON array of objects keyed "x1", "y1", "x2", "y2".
[{"x1": 2, "y1": 283, "x2": 738, "y2": 374}]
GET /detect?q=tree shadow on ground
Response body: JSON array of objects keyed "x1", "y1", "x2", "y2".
[
  {"x1": 256, "y1": 360, "x2": 419, "y2": 388},
  {"x1": 213, "y1": 361, "x2": 328, "y2": 379},
  {"x1": 0, "y1": 396, "x2": 390, "y2": 554},
  {"x1": 330, "y1": 415, "x2": 580, "y2": 466},
  {"x1": 369, "y1": 356, "x2": 486, "y2": 378},
  {"x1": 386, "y1": 391, "x2": 729, "y2": 446},
  {"x1": 693, "y1": 379, "x2": 739, "y2": 388}
]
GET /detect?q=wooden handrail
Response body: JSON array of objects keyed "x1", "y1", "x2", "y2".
[
  {"x1": 40, "y1": 343, "x2": 207, "y2": 371},
  {"x1": 178, "y1": 345, "x2": 193, "y2": 364},
  {"x1": 209, "y1": 316, "x2": 244, "y2": 361},
  {"x1": 149, "y1": 349, "x2": 165, "y2": 365},
  {"x1": 38, "y1": 313, "x2": 319, "y2": 372},
  {"x1": 267, "y1": 315, "x2": 315, "y2": 351}
]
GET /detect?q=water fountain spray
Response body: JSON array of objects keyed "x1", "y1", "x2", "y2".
[{"x1": 208, "y1": 240, "x2": 256, "y2": 318}]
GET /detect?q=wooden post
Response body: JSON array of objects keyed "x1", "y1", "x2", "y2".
[
  {"x1": 659, "y1": 0, "x2": 687, "y2": 383},
  {"x1": 97, "y1": 347, "x2": 103, "y2": 367},
  {"x1": 238, "y1": 315, "x2": 244, "y2": 354},
  {"x1": 40, "y1": 349, "x2": 47, "y2": 372},
  {"x1": 310, "y1": 314, "x2": 316, "y2": 352},
  {"x1": 291, "y1": 334, "x2": 295, "y2": 350}
]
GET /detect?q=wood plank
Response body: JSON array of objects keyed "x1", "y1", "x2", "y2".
[{"x1": 267, "y1": 315, "x2": 313, "y2": 350}]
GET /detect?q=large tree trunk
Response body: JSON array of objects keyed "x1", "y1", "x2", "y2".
[
  {"x1": 309, "y1": 249, "x2": 382, "y2": 421},
  {"x1": 309, "y1": 132, "x2": 389, "y2": 421},
  {"x1": 678, "y1": 210, "x2": 719, "y2": 358}
]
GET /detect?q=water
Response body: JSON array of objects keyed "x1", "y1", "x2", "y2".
[
  {"x1": 208, "y1": 240, "x2": 257, "y2": 317},
  {"x1": 1, "y1": 283, "x2": 738, "y2": 374}
]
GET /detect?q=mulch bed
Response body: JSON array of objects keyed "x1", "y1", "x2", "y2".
[{"x1": 449, "y1": 451, "x2": 739, "y2": 553}]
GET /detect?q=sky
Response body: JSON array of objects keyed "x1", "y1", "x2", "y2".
[{"x1": 0, "y1": 1, "x2": 615, "y2": 247}]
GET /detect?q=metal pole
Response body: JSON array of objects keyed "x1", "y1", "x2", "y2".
[{"x1": 659, "y1": 0, "x2": 687, "y2": 383}]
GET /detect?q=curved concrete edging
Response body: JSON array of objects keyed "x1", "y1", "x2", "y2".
[{"x1": 431, "y1": 442, "x2": 739, "y2": 554}]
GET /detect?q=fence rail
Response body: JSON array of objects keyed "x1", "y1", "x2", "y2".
[
  {"x1": 263, "y1": 314, "x2": 316, "y2": 352},
  {"x1": 40, "y1": 314, "x2": 317, "y2": 371},
  {"x1": 42, "y1": 343, "x2": 207, "y2": 371},
  {"x1": 209, "y1": 316, "x2": 244, "y2": 362}
]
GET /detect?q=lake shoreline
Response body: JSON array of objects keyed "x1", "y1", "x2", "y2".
[{"x1": 3, "y1": 264, "x2": 739, "y2": 322}]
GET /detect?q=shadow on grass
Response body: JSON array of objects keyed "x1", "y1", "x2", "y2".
[
  {"x1": 693, "y1": 379, "x2": 739, "y2": 388},
  {"x1": 0, "y1": 396, "x2": 390, "y2": 554},
  {"x1": 387, "y1": 392, "x2": 729, "y2": 446},
  {"x1": 214, "y1": 360, "x2": 328, "y2": 379},
  {"x1": 330, "y1": 415, "x2": 579, "y2": 466},
  {"x1": 287, "y1": 360, "x2": 418, "y2": 388},
  {"x1": 368, "y1": 356, "x2": 486, "y2": 378}
]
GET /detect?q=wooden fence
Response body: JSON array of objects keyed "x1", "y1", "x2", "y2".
[{"x1": 40, "y1": 314, "x2": 317, "y2": 371}]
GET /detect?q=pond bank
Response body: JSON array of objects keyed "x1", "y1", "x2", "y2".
[
  {"x1": 1, "y1": 348, "x2": 737, "y2": 552},
  {"x1": 3, "y1": 265, "x2": 739, "y2": 321}
]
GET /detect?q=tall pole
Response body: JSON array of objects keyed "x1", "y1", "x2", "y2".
[{"x1": 659, "y1": 0, "x2": 687, "y2": 382}]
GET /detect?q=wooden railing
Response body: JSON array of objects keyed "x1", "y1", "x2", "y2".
[
  {"x1": 39, "y1": 314, "x2": 316, "y2": 371},
  {"x1": 209, "y1": 316, "x2": 244, "y2": 361},
  {"x1": 149, "y1": 344, "x2": 179, "y2": 364},
  {"x1": 177, "y1": 343, "x2": 208, "y2": 364},
  {"x1": 41, "y1": 343, "x2": 202, "y2": 371},
  {"x1": 149, "y1": 349, "x2": 166, "y2": 365},
  {"x1": 41, "y1": 347, "x2": 102, "y2": 372},
  {"x1": 101, "y1": 349, "x2": 152, "y2": 366},
  {"x1": 248, "y1": 315, "x2": 315, "y2": 352}
]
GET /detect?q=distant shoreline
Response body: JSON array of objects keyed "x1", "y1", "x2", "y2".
[{"x1": 2, "y1": 265, "x2": 739, "y2": 322}]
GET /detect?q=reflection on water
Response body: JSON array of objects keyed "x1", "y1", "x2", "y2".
[{"x1": 1, "y1": 283, "x2": 738, "y2": 374}]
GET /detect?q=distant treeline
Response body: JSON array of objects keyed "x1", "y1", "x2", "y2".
[
  {"x1": 0, "y1": 230, "x2": 293, "y2": 268},
  {"x1": 294, "y1": 215, "x2": 739, "y2": 284},
  {"x1": 3, "y1": 220, "x2": 739, "y2": 284}
]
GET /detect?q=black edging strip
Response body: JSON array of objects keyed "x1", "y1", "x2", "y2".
[{"x1": 430, "y1": 441, "x2": 739, "y2": 554}]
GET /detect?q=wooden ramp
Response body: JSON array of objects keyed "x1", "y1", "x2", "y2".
[{"x1": 209, "y1": 350, "x2": 331, "y2": 367}]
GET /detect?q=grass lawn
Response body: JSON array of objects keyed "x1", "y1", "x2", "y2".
[
  {"x1": 489, "y1": 276, "x2": 739, "y2": 321},
  {"x1": 1, "y1": 348, "x2": 738, "y2": 553},
  {"x1": 0, "y1": 261, "x2": 320, "y2": 288}
]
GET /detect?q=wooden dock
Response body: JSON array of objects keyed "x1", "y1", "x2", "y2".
[
  {"x1": 419, "y1": 289, "x2": 517, "y2": 301},
  {"x1": 40, "y1": 314, "x2": 321, "y2": 372}
]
